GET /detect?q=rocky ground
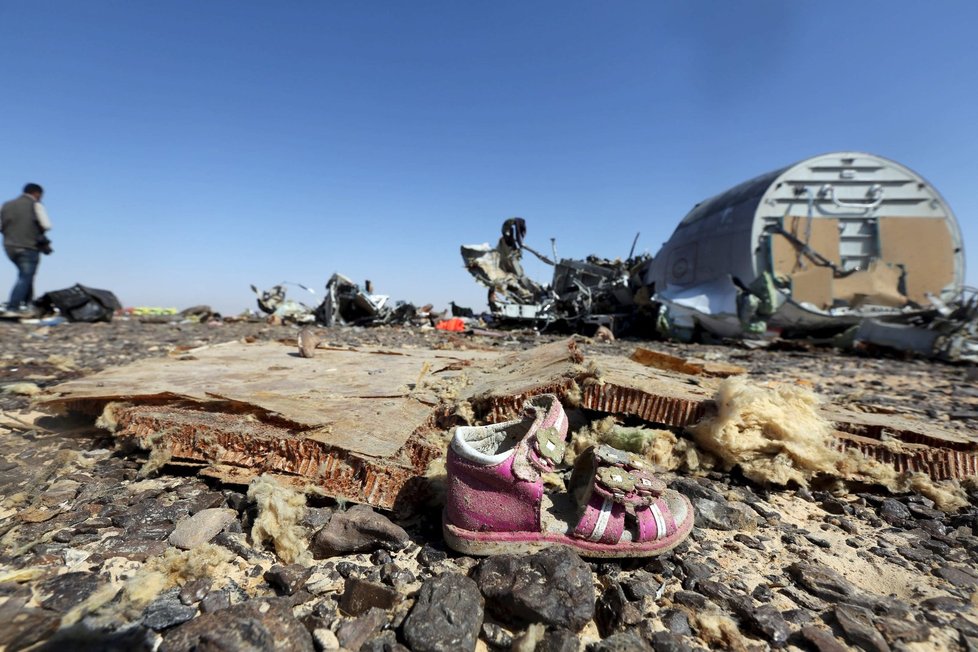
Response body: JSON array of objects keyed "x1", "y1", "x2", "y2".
[{"x1": 1, "y1": 318, "x2": 977, "y2": 651}]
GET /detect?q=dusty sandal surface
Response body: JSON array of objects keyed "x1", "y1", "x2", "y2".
[{"x1": 443, "y1": 405, "x2": 693, "y2": 558}]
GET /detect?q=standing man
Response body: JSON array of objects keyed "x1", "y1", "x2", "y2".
[{"x1": 1, "y1": 183, "x2": 52, "y2": 315}]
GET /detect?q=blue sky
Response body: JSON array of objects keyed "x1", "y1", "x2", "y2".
[{"x1": 2, "y1": 2, "x2": 976, "y2": 315}]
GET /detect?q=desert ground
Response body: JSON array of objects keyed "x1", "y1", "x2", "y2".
[{"x1": 1, "y1": 318, "x2": 976, "y2": 651}]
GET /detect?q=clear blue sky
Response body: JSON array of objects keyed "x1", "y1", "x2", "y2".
[{"x1": 2, "y1": 2, "x2": 976, "y2": 315}]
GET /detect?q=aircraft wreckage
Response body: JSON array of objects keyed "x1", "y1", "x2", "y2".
[{"x1": 461, "y1": 152, "x2": 978, "y2": 361}]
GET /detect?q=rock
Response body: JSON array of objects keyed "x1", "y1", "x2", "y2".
[
  {"x1": 473, "y1": 547, "x2": 594, "y2": 631},
  {"x1": 0, "y1": 599, "x2": 60, "y2": 650},
  {"x1": 787, "y1": 561, "x2": 877, "y2": 608},
  {"x1": 361, "y1": 630, "x2": 410, "y2": 652},
  {"x1": 834, "y1": 603, "x2": 891, "y2": 652},
  {"x1": 380, "y1": 562, "x2": 415, "y2": 589},
  {"x1": 339, "y1": 578, "x2": 399, "y2": 616},
  {"x1": 672, "y1": 590, "x2": 709, "y2": 609},
  {"x1": 596, "y1": 583, "x2": 643, "y2": 636},
  {"x1": 660, "y1": 608, "x2": 692, "y2": 636},
  {"x1": 645, "y1": 631, "x2": 692, "y2": 652},
  {"x1": 336, "y1": 607, "x2": 387, "y2": 651},
  {"x1": 739, "y1": 602, "x2": 790, "y2": 646},
  {"x1": 537, "y1": 628, "x2": 579, "y2": 652},
  {"x1": 168, "y1": 508, "x2": 236, "y2": 549},
  {"x1": 879, "y1": 499, "x2": 912, "y2": 525},
  {"x1": 178, "y1": 578, "x2": 212, "y2": 605},
  {"x1": 33, "y1": 622, "x2": 157, "y2": 651},
  {"x1": 264, "y1": 563, "x2": 312, "y2": 596},
  {"x1": 37, "y1": 571, "x2": 103, "y2": 612},
  {"x1": 310, "y1": 505, "x2": 409, "y2": 558},
  {"x1": 101, "y1": 537, "x2": 168, "y2": 562},
  {"x1": 922, "y1": 596, "x2": 970, "y2": 612},
  {"x1": 692, "y1": 498, "x2": 759, "y2": 531},
  {"x1": 481, "y1": 623, "x2": 513, "y2": 649},
  {"x1": 161, "y1": 599, "x2": 313, "y2": 652},
  {"x1": 417, "y1": 544, "x2": 448, "y2": 567},
  {"x1": 200, "y1": 590, "x2": 230, "y2": 613},
  {"x1": 800, "y1": 625, "x2": 849, "y2": 652},
  {"x1": 819, "y1": 497, "x2": 850, "y2": 515},
  {"x1": 751, "y1": 583, "x2": 773, "y2": 602},
  {"x1": 587, "y1": 630, "x2": 651, "y2": 651},
  {"x1": 143, "y1": 594, "x2": 198, "y2": 630},
  {"x1": 670, "y1": 477, "x2": 724, "y2": 502},
  {"x1": 402, "y1": 573, "x2": 484, "y2": 652},
  {"x1": 935, "y1": 565, "x2": 978, "y2": 588}
]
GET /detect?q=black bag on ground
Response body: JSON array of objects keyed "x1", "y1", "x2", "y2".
[{"x1": 37, "y1": 284, "x2": 122, "y2": 322}]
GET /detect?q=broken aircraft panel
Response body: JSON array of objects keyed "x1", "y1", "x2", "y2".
[
  {"x1": 644, "y1": 151, "x2": 967, "y2": 339},
  {"x1": 38, "y1": 338, "x2": 978, "y2": 512}
]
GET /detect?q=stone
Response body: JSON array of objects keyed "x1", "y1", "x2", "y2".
[
  {"x1": 800, "y1": 625, "x2": 849, "y2": 652},
  {"x1": 168, "y1": 508, "x2": 236, "y2": 549},
  {"x1": 339, "y1": 577, "x2": 399, "y2": 616},
  {"x1": 101, "y1": 537, "x2": 168, "y2": 562},
  {"x1": 692, "y1": 498, "x2": 759, "y2": 531},
  {"x1": 336, "y1": 607, "x2": 387, "y2": 651},
  {"x1": 264, "y1": 563, "x2": 312, "y2": 596},
  {"x1": 161, "y1": 599, "x2": 313, "y2": 652},
  {"x1": 672, "y1": 590, "x2": 709, "y2": 609},
  {"x1": 646, "y1": 631, "x2": 692, "y2": 652},
  {"x1": 360, "y1": 630, "x2": 411, "y2": 652},
  {"x1": 380, "y1": 562, "x2": 415, "y2": 589},
  {"x1": 935, "y1": 565, "x2": 978, "y2": 588},
  {"x1": 310, "y1": 505, "x2": 410, "y2": 558},
  {"x1": 37, "y1": 571, "x2": 103, "y2": 613},
  {"x1": 739, "y1": 602, "x2": 790, "y2": 646},
  {"x1": 537, "y1": 628, "x2": 579, "y2": 652},
  {"x1": 670, "y1": 477, "x2": 724, "y2": 502},
  {"x1": 0, "y1": 599, "x2": 60, "y2": 650},
  {"x1": 660, "y1": 608, "x2": 692, "y2": 636},
  {"x1": 834, "y1": 603, "x2": 891, "y2": 652},
  {"x1": 596, "y1": 583, "x2": 644, "y2": 636},
  {"x1": 922, "y1": 596, "x2": 970, "y2": 612},
  {"x1": 879, "y1": 499, "x2": 912, "y2": 525},
  {"x1": 819, "y1": 497, "x2": 850, "y2": 515},
  {"x1": 143, "y1": 595, "x2": 198, "y2": 630},
  {"x1": 481, "y1": 623, "x2": 513, "y2": 649},
  {"x1": 751, "y1": 583, "x2": 773, "y2": 602},
  {"x1": 473, "y1": 547, "x2": 594, "y2": 631},
  {"x1": 417, "y1": 543, "x2": 448, "y2": 567},
  {"x1": 588, "y1": 630, "x2": 651, "y2": 651},
  {"x1": 403, "y1": 573, "x2": 484, "y2": 652},
  {"x1": 787, "y1": 561, "x2": 877, "y2": 608},
  {"x1": 200, "y1": 590, "x2": 231, "y2": 613},
  {"x1": 32, "y1": 622, "x2": 157, "y2": 651},
  {"x1": 179, "y1": 578, "x2": 212, "y2": 605}
]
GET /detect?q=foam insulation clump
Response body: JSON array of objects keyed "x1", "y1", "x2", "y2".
[
  {"x1": 248, "y1": 475, "x2": 312, "y2": 564},
  {"x1": 569, "y1": 416, "x2": 701, "y2": 472},
  {"x1": 688, "y1": 376, "x2": 842, "y2": 486}
]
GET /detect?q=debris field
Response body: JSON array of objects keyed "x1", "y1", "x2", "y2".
[{"x1": 1, "y1": 319, "x2": 977, "y2": 651}]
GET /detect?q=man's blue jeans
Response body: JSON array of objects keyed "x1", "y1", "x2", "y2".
[{"x1": 5, "y1": 246, "x2": 40, "y2": 310}]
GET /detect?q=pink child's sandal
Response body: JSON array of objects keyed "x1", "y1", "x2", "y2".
[{"x1": 443, "y1": 395, "x2": 693, "y2": 558}]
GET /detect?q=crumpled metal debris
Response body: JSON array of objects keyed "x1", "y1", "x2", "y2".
[
  {"x1": 314, "y1": 274, "x2": 421, "y2": 327},
  {"x1": 250, "y1": 283, "x2": 317, "y2": 324},
  {"x1": 460, "y1": 218, "x2": 649, "y2": 332}
]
